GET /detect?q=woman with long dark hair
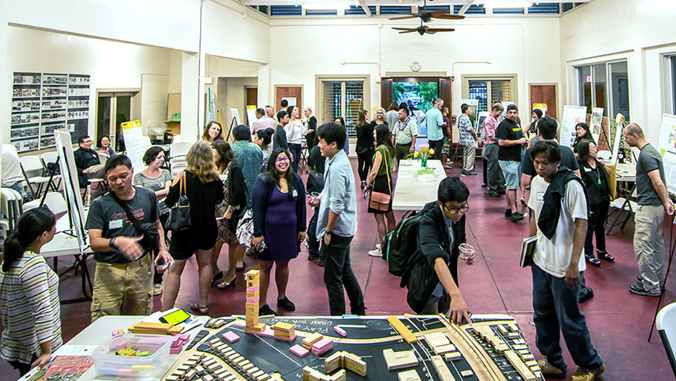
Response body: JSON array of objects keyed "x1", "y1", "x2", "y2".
[
  {"x1": 250, "y1": 148, "x2": 307, "y2": 315},
  {"x1": 253, "y1": 128, "x2": 274, "y2": 172},
  {"x1": 355, "y1": 109, "x2": 374, "y2": 190},
  {"x1": 163, "y1": 141, "x2": 224, "y2": 314},
  {"x1": 211, "y1": 140, "x2": 248, "y2": 290},
  {"x1": 577, "y1": 139, "x2": 615, "y2": 266},
  {"x1": 573, "y1": 122, "x2": 594, "y2": 153},
  {"x1": 365, "y1": 124, "x2": 396, "y2": 257},
  {"x1": 97, "y1": 134, "x2": 116, "y2": 156},
  {"x1": 0, "y1": 207, "x2": 61, "y2": 377}
]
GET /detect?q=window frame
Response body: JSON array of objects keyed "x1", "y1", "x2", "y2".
[
  {"x1": 575, "y1": 59, "x2": 630, "y2": 120},
  {"x1": 315, "y1": 75, "x2": 370, "y2": 136}
]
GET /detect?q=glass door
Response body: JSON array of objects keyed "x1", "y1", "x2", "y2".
[{"x1": 96, "y1": 92, "x2": 136, "y2": 152}]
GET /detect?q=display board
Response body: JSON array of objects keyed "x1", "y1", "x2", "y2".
[
  {"x1": 231, "y1": 108, "x2": 242, "y2": 126},
  {"x1": 54, "y1": 130, "x2": 87, "y2": 250},
  {"x1": 590, "y1": 107, "x2": 604, "y2": 144},
  {"x1": 610, "y1": 113, "x2": 626, "y2": 166},
  {"x1": 657, "y1": 113, "x2": 676, "y2": 195},
  {"x1": 165, "y1": 315, "x2": 544, "y2": 381},
  {"x1": 11, "y1": 72, "x2": 90, "y2": 152},
  {"x1": 121, "y1": 120, "x2": 151, "y2": 170},
  {"x1": 246, "y1": 105, "x2": 257, "y2": 127},
  {"x1": 560, "y1": 105, "x2": 587, "y2": 147}
]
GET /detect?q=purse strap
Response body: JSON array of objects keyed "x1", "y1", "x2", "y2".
[
  {"x1": 382, "y1": 147, "x2": 392, "y2": 194},
  {"x1": 180, "y1": 171, "x2": 186, "y2": 197},
  {"x1": 110, "y1": 190, "x2": 146, "y2": 236}
]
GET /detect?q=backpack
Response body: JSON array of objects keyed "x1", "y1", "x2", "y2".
[{"x1": 381, "y1": 211, "x2": 423, "y2": 276}]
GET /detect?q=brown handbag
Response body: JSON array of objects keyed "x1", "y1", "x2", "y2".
[{"x1": 369, "y1": 151, "x2": 392, "y2": 211}]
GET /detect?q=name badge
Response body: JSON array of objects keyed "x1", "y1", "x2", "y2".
[
  {"x1": 292, "y1": 189, "x2": 298, "y2": 197},
  {"x1": 109, "y1": 219, "x2": 123, "y2": 229},
  {"x1": 536, "y1": 192, "x2": 545, "y2": 201},
  {"x1": 584, "y1": 167, "x2": 593, "y2": 172}
]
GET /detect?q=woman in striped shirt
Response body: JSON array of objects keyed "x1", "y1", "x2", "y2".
[{"x1": 0, "y1": 207, "x2": 61, "y2": 376}]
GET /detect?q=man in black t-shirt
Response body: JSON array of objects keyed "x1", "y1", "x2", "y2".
[
  {"x1": 497, "y1": 104, "x2": 528, "y2": 222},
  {"x1": 85, "y1": 155, "x2": 172, "y2": 321},
  {"x1": 521, "y1": 116, "x2": 581, "y2": 185},
  {"x1": 274, "y1": 110, "x2": 292, "y2": 160}
]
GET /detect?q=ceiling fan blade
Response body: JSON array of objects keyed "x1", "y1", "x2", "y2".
[
  {"x1": 398, "y1": 29, "x2": 419, "y2": 34},
  {"x1": 433, "y1": 14, "x2": 465, "y2": 20},
  {"x1": 426, "y1": 28, "x2": 455, "y2": 32},
  {"x1": 388, "y1": 14, "x2": 417, "y2": 20},
  {"x1": 392, "y1": 27, "x2": 417, "y2": 31}
]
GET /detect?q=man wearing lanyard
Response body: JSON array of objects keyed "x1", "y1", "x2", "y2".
[{"x1": 392, "y1": 107, "x2": 419, "y2": 163}]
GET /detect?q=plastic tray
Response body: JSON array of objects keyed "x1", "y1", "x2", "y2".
[{"x1": 92, "y1": 333, "x2": 172, "y2": 380}]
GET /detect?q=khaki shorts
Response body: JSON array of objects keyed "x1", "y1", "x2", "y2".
[
  {"x1": 91, "y1": 254, "x2": 153, "y2": 322},
  {"x1": 442, "y1": 136, "x2": 451, "y2": 154}
]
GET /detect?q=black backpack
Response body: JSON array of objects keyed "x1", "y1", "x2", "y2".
[{"x1": 381, "y1": 211, "x2": 423, "y2": 276}]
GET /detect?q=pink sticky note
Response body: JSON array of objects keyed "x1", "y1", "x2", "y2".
[
  {"x1": 223, "y1": 331, "x2": 240, "y2": 343},
  {"x1": 334, "y1": 327, "x2": 347, "y2": 337},
  {"x1": 290, "y1": 344, "x2": 309, "y2": 357}
]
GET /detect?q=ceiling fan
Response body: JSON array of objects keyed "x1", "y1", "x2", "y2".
[
  {"x1": 388, "y1": 0, "x2": 465, "y2": 22},
  {"x1": 392, "y1": 20, "x2": 455, "y2": 35}
]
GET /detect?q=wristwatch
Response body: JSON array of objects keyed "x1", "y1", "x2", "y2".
[{"x1": 109, "y1": 237, "x2": 117, "y2": 248}]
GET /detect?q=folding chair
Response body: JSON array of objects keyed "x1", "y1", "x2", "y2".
[
  {"x1": 0, "y1": 188, "x2": 23, "y2": 231},
  {"x1": 657, "y1": 302, "x2": 676, "y2": 378},
  {"x1": 41, "y1": 151, "x2": 62, "y2": 192},
  {"x1": 19, "y1": 155, "x2": 50, "y2": 199},
  {"x1": 606, "y1": 185, "x2": 637, "y2": 235},
  {"x1": 23, "y1": 191, "x2": 68, "y2": 218},
  {"x1": 169, "y1": 141, "x2": 193, "y2": 176}
]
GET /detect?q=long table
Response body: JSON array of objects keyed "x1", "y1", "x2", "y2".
[{"x1": 392, "y1": 159, "x2": 446, "y2": 211}]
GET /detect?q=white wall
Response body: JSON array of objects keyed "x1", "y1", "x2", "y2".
[
  {"x1": 560, "y1": 0, "x2": 676, "y2": 144},
  {"x1": 268, "y1": 16, "x2": 562, "y2": 127}
]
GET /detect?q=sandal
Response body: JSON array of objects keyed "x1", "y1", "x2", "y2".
[
  {"x1": 216, "y1": 275, "x2": 236, "y2": 290},
  {"x1": 190, "y1": 303, "x2": 210, "y2": 315},
  {"x1": 520, "y1": 197, "x2": 527, "y2": 206},
  {"x1": 586, "y1": 255, "x2": 601, "y2": 267},
  {"x1": 598, "y1": 250, "x2": 615, "y2": 262},
  {"x1": 211, "y1": 271, "x2": 224, "y2": 287},
  {"x1": 236, "y1": 261, "x2": 246, "y2": 272}
]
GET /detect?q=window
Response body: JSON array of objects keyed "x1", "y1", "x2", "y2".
[
  {"x1": 576, "y1": 60, "x2": 630, "y2": 120},
  {"x1": 320, "y1": 80, "x2": 364, "y2": 137},
  {"x1": 668, "y1": 55, "x2": 676, "y2": 114},
  {"x1": 463, "y1": 76, "x2": 516, "y2": 112}
]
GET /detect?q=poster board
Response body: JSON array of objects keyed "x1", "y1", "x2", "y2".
[
  {"x1": 560, "y1": 105, "x2": 587, "y2": 147},
  {"x1": 532, "y1": 103, "x2": 547, "y2": 116},
  {"x1": 54, "y1": 130, "x2": 86, "y2": 249},
  {"x1": 282, "y1": 97, "x2": 297, "y2": 107},
  {"x1": 230, "y1": 108, "x2": 241, "y2": 126},
  {"x1": 246, "y1": 105, "x2": 257, "y2": 127},
  {"x1": 476, "y1": 111, "x2": 490, "y2": 139},
  {"x1": 460, "y1": 99, "x2": 479, "y2": 115},
  {"x1": 610, "y1": 113, "x2": 625, "y2": 166},
  {"x1": 658, "y1": 113, "x2": 676, "y2": 154},
  {"x1": 590, "y1": 107, "x2": 604, "y2": 144},
  {"x1": 662, "y1": 151, "x2": 676, "y2": 196},
  {"x1": 121, "y1": 120, "x2": 151, "y2": 170}
]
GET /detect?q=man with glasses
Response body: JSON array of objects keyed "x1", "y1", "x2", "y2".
[
  {"x1": 403, "y1": 176, "x2": 473, "y2": 324},
  {"x1": 85, "y1": 154, "x2": 172, "y2": 321},
  {"x1": 74, "y1": 135, "x2": 105, "y2": 189}
]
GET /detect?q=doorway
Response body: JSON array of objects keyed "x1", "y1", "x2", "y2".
[
  {"x1": 96, "y1": 91, "x2": 139, "y2": 152},
  {"x1": 246, "y1": 87, "x2": 258, "y2": 125}
]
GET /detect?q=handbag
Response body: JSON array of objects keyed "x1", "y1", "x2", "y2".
[
  {"x1": 110, "y1": 191, "x2": 159, "y2": 255},
  {"x1": 166, "y1": 171, "x2": 192, "y2": 231},
  {"x1": 306, "y1": 169, "x2": 324, "y2": 195},
  {"x1": 369, "y1": 151, "x2": 392, "y2": 211}
]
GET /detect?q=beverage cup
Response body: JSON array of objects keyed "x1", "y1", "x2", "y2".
[{"x1": 458, "y1": 243, "x2": 475, "y2": 262}]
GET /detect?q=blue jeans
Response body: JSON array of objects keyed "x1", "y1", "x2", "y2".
[
  {"x1": 532, "y1": 264, "x2": 603, "y2": 371},
  {"x1": 289, "y1": 143, "x2": 302, "y2": 173}
]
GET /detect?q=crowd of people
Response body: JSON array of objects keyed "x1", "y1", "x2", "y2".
[{"x1": 2, "y1": 97, "x2": 673, "y2": 381}]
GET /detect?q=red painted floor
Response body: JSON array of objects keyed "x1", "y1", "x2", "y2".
[{"x1": 2, "y1": 158, "x2": 675, "y2": 380}]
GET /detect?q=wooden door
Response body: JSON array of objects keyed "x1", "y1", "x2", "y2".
[
  {"x1": 381, "y1": 78, "x2": 393, "y2": 109},
  {"x1": 530, "y1": 84, "x2": 557, "y2": 120},
  {"x1": 276, "y1": 86, "x2": 302, "y2": 112},
  {"x1": 246, "y1": 88, "x2": 258, "y2": 108}
]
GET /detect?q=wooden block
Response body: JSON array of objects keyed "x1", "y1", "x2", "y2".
[
  {"x1": 387, "y1": 316, "x2": 418, "y2": 344},
  {"x1": 290, "y1": 345, "x2": 310, "y2": 358},
  {"x1": 398, "y1": 369, "x2": 422, "y2": 381},
  {"x1": 507, "y1": 332, "x2": 520, "y2": 339},
  {"x1": 303, "y1": 333, "x2": 324, "y2": 347},
  {"x1": 272, "y1": 322, "x2": 294, "y2": 332},
  {"x1": 444, "y1": 352, "x2": 462, "y2": 361},
  {"x1": 424, "y1": 332, "x2": 450, "y2": 348},
  {"x1": 513, "y1": 344, "x2": 528, "y2": 351},
  {"x1": 222, "y1": 331, "x2": 240, "y2": 343},
  {"x1": 497, "y1": 325, "x2": 509, "y2": 335},
  {"x1": 334, "y1": 326, "x2": 347, "y2": 337},
  {"x1": 460, "y1": 370, "x2": 473, "y2": 377},
  {"x1": 508, "y1": 323, "x2": 519, "y2": 332},
  {"x1": 383, "y1": 348, "x2": 419, "y2": 370},
  {"x1": 330, "y1": 369, "x2": 346, "y2": 381},
  {"x1": 503, "y1": 350, "x2": 537, "y2": 381},
  {"x1": 524, "y1": 360, "x2": 537, "y2": 368},
  {"x1": 434, "y1": 344, "x2": 456, "y2": 355},
  {"x1": 324, "y1": 352, "x2": 343, "y2": 373},
  {"x1": 518, "y1": 349, "x2": 530, "y2": 355},
  {"x1": 431, "y1": 355, "x2": 457, "y2": 381}
]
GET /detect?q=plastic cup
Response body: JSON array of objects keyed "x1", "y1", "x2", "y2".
[{"x1": 458, "y1": 243, "x2": 475, "y2": 262}]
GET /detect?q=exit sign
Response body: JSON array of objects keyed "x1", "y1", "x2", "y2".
[{"x1": 586, "y1": 75, "x2": 592, "y2": 83}]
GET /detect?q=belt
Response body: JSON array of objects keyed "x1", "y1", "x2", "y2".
[{"x1": 396, "y1": 143, "x2": 412, "y2": 146}]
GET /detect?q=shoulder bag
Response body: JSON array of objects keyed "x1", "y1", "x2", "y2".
[
  {"x1": 165, "y1": 171, "x2": 192, "y2": 231},
  {"x1": 369, "y1": 150, "x2": 392, "y2": 211},
  {"x1": 110, "y1": 190, "x2": 159, "y2": 255}
]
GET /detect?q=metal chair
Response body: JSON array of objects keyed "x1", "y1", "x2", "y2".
[
  {"x1": 19, "y1": 155, "x2": 50, "y2": 199},
  {"x1": 23, "y1": 191, "x2": 68, "y2": 217},
  {"x1": 169, "y1": 141, "x2": 193, "y2": 176},
  {"x1": 606, "y1": 185, "x2": 637, "y2": 235},
  {"x1": 657, "y1": 302, "x2": 676, "y2": 378}
]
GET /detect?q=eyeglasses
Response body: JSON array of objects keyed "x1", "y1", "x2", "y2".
[
  {"x1": 276, "y1": 157, "x2": 290, "y2": 162},
  {"x1": 445, "y1": 203, "x2": 470, "y2": 215}
]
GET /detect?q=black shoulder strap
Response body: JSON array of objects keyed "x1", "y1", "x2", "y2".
[{"x1": 110, "y1": 188, "x2": 145, "y2": 235}]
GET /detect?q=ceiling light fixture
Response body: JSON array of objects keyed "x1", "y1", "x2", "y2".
[
  {"x1": 482, "y1": 1, "x2": 533, "y2": 9},
  {"x1": 302, "y1": 2, "x2": 351, "y2": 10}
]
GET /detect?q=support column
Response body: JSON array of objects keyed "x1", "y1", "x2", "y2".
[
  {"x1": 257, "y1": 64, "x2": 271, "y2": 107},
  {"x1": 181, "y1": 51, "x2": 200, "y2": 141}
]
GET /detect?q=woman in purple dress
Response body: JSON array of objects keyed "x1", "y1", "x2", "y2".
[{"x1": 251, "y1": 148, "x2": 307, "y2": 316}]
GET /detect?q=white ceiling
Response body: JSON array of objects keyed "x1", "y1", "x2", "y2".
[{"x1": 241, "y1": 0, "x2": 591, "y2": 9}]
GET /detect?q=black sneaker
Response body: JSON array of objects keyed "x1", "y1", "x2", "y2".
[
  {"x1": 488, "y1": 190, "x2": 500, "y2": 197},
  {"x1": 259, "y1": 304, "x2": 277, "y2": 316},
  {"x1": 511, "y1": 212, "x2": 525, "y2": 222},
  {"x1": 481, "y1": 183, "x2": 487, "y2": 188},
  {"x1": 308, "y1": 253, "x2": 319, "y2": 261},
  {"x1": 277, "y1": 296, "x2": 296, "y2": 311},
  {"x1": 467, "y1": 171, "x2": 477, "y2": 175},
  {"x1": 629, "y1": 283, "x2": 661, "y2": 297},
  {"x1": 579, "y1": 287, "x2": 594, "y2": 303},
  {"x1": 497, "y1": 189, "x2": 506, "y2": 195},
  {"x1": 505, "y1": 208, "x2": 513, "y2": 217}
]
